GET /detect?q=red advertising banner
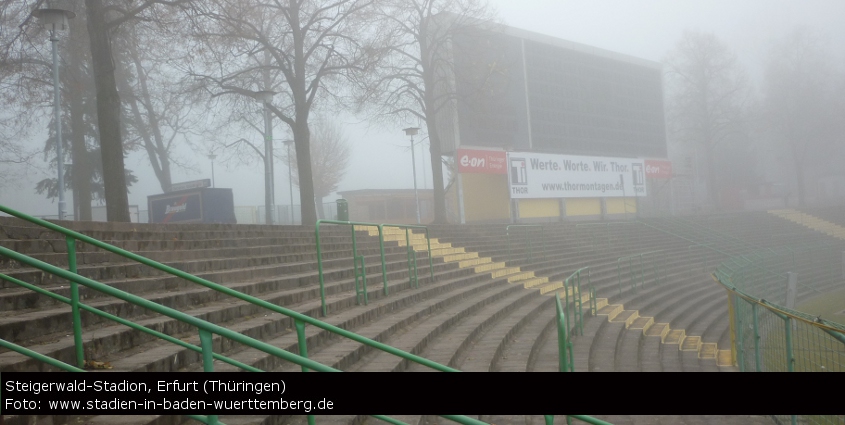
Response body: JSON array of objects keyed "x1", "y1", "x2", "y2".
[
  {"x1": 645, "y1": 159, "x2": 673, "y2": 179},
  {"x1": 457, "y1": 148, "x2": 508, "y2": 174}
]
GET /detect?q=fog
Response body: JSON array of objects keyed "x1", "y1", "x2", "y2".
[{"x1": 2, "y1": 0, "x2": 844, "y2": 219}]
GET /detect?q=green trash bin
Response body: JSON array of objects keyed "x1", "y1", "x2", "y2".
[{"x1": 336, "y1": 199, "x2": 349, "y2": 221}]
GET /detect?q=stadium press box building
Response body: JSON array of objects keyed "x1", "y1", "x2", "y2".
[{"x1": 436, "y1": 19, "x2": 673, "y2": 222}]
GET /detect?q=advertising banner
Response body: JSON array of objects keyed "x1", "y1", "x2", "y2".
[
  {"x1": 456, "y1": 148, "x2": 508, "y2": 174},
  {"x1": 645, "y1": 159, "x2": 673, "y2": 179},
  {"x1": 149, "y1": 192, "x2": 203, "y2": 223},
  {"x1": 507, "y1": 152, "x2": 647, "y2": 199}
]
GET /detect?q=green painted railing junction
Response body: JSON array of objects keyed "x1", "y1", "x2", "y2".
[
  {"x1": 506, "y1": 224, "x2": 547, "y2": 261},
  {"x1": 314, "y1": 219, "x2": 434, "y2": 317},
  {"x1": 713, "y1": 246, "x2": 845, "y2": 425},
  {"x1": 555, "y1": 267, "x2": 591, "y2": 372},
  {"x1": 615, "y1": 250, "x2": 665, "y2": 298}
]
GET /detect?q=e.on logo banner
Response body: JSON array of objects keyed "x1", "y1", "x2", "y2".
[
  {"x1": 457, "y1": 148, "x2": 507, "y2": 174},
  {"x1": 644, "y1": 159, "x2": 672, "y2": 179}
]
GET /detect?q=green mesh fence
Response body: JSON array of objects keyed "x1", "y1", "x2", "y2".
[{"x1": 714, "y1": 243, "x2": 845, "y2": 425}]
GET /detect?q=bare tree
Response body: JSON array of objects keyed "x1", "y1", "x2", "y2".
[
  {"x1": 83, "y1": 0, "x2": 192, "y2": 222},
  {"x1": 354, "y1": 0, "x2": 500, "y2": 224},
  {"x1": 283, "y1": 118, "x2": 351, "y2": 218},
  {"x1": 762, "y1": 27, "x2": 843, "y2": 207},
  {"x1": 115, "y1": 16, "x2": 203, "y2": 193},
  {"x1": 183, "y1": 0, "x2": 378, "y2": 225},
  {"x1": 664, "y1": 31, "x2": 753, "y2": 209}
]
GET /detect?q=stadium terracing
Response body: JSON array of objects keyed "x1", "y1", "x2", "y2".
[{"x1": 1, "y1": 204, "x2": 843, "y2": 425}]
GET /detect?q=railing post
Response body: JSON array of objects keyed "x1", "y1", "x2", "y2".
[
  {"x1": 555, "y1": 295, "x2": 568, "y2": 372},
  {"x1": 784, "y1": 316, "x2": 794, "y2": 372},
  {"x1": 563, "y1": 277, "x2": 571, "y2": 333},
  {"x1": 752, "y1": 303, "x2": 761, "y2": 372},
  {"x1": 352, "y1": 254, "x2": 362, "y2": 306},
  {"x1": 315, "y1": 222, "x2": 327, "y2": 317},
  {"x1": 295, "y1": 319, "x2": 309, "y2": 372},
  {"x1": 66, "y1": 236, "x2": 84, "y2": 369},
  {"x1": 378, "y1": 225, "x2": 388, "y2": 296},
  {"x1": 198, "y1": 329, "x2": 218, "y2": 425},
  {"x1": 426, "y1": 228, "x2": 434, "y2": 283},
  {"x1": 405, "y1": 228, "x2": 416, "y2": 288},
  {"x1": 616, "y1": 260, "x2": 622, "y2": 298},
  {"x1": 573, "y1": 270, "x2": 584, "y2": 336},
  {"x1": 736, "y1": 297, "x2": 745, "y2": 372}
]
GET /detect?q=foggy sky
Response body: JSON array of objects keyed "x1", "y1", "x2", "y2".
[{"x1": 4, "y1": 0, "x2": 844, "y2": 218}]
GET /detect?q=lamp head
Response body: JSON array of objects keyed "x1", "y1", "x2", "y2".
[
  {"x1": 254, "y1": 90, "x2": 276, "y2": 103},
  {"x1": 31, "y1": 1, "x2": 75, "y2": 32},
  {"x1": 403, "y1": 127, "x2": 420, "y2": 137}
]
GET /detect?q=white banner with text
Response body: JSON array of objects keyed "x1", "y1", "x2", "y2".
[{"x1": 507, "y1": 152, "x2": 647, "y2": 199}]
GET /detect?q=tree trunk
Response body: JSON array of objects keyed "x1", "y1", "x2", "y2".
[
  {"x1": 68, "y1": 20, "x2": 92, "y2": 221},
  {"x1": 294, "y1": 120, "x2": 317, "y2": 225},
  {"x1": 85, "y1": 0, "x2": 130, "y2": 222},
  {"x1": 426, "y1": 115, "x2": 448, "y2": 224},
  {"x1": 289, "y1": 0, "x2": 317, "y2": 226}
]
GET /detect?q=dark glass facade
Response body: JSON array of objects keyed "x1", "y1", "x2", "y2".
[{"x1": 444, "y1": 26, "x2": 667, "y2": 159}]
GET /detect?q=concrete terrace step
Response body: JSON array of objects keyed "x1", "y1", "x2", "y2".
[
  {"x1": 0, "y1": 254, "x2": 470, "y2": 372},
  {"x1": 295, "y1": 277, "x2": 527, "y2": 372},
  {"x1": 95, "y1": 263, "x2": 484, "y2": 374}
]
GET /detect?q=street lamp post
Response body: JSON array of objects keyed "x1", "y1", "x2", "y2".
[
  {"x1": 255, "y1": 90, "x2": 275, "y2": 225},
  {"x1": 283, "y1": 139, "x2": 295, "y2": 224},
  {"x1": 32, "y1": 3, "x2": 75, "y2": 220},
  {"x1": 207, "y1": 153, "x2": 217, "y2": 188},
  {"x1": 403, "y1": 127, "x2": 421, "y2": 224}
]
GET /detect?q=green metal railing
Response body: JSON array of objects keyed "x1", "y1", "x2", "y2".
[
  {"x1": 0, "y1": 337, "x2": 85, "y2": 372},
  {"x1": 713, "y1": 243, "x2": 845, "y2": 425},
  {"x1": 554, "y1": 291, "x2": 574, "y2": 373},
  {"x1": 562, "y1": 267, "x2": 590, "y2": 337},
  {"x1": 714, "y1": 275, "x2": 845, "y2": 425},
  {"x1": 554, "y1": 266, "x2": 591, "y2": 372},
  {"x1": 314, "y1": 220, "x2": 433, "y2": 317},
  {"x1": 615, "y1": 250, "x2": 664, "y2": 298},
  {"x1": 0, "y1": 205, "x2": 455, "y2": 376},
  {"x1": 506, "y1": 224, "x2": 546, "y2": 261}
]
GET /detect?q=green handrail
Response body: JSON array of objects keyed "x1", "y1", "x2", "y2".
[
  {"x1": 713, "y1": 273, "x2": 845, "y2": 369},
  {"x1": 506, "y1": 224, "x2": 545, "y2": 261},
  {"x1": 0, "y1": 338, "x2": 85, "y2": 372},
  {"x1": 0, "y1": 272, "x2": 262, "y2": 372},
  {"x1": 0, "y1": 245, "x2": 338, "y2": 372},
  {"x1": 383, "y1": 223, "x2": 434, "y2": 287},
  {"x1": 563, "y1": 267, "x2": 590, "y2": 336},
  {"x1": 615, "y1": 250, "x2": 663, "y2": 297},
  {"x1": 0, "y1": 206, "x2": 458, "y2": 374},
  {"x1": 554, "y1": 291, "x2": 574, "y2": 372},
  {"x1": 316, "y1": 219, "x2": 385, "y2": 316},
  {"x1": 315, "y1": 220, "x2": 434, "y2": 317}
]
